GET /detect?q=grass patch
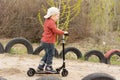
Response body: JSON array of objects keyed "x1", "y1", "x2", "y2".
[
  {"x1": 86, "y1": 55, "x2": 100, "y2": 63},
  {"x1": 65, "y1": 52, "x2": 78, "y2": 60},
  {"x1": 9, "y1": 44, "x2": 27, "y2": 54},
  {"x1": 110, "y1": 55, "x2": 120, "y2": 65}
]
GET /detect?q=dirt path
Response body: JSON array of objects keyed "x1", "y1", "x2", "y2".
[{"x1": 0, "y1": 54, "x2": 120, "y2": 80}]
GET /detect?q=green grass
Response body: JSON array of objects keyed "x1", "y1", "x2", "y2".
[
  {"x1": 10, "y1": 48, "x2": 27, "y2": 54},
  {"x1": 65, "y1": 52, "x2": 78, "y2": 60},
  {"x1": 110, "y1": 55, "x2": 120, "y2": 65},
  {"x1": 9, "y1": 44, "x2": 27, "y2": 54},
  {"x1": 86, "y1": 55, "x2": 100, "y2": 63}
]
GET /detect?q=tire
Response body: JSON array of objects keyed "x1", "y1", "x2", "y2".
[
  {"x1": 105, "y1": 50, "x2": 120, "y2": 64},
  {"x1": 0, "y1": 42, "x2": 4, "y2": 53},
  {"x1": 5, "y1": 37, "x2": 33, "y2": 54},
  {"x1": 0, "y1": 77, "x2": 7, "y2": 80},
  {"x1": 61, "y1": 69, "x2": 68, "y2": 77},
  {"x1": 59, "y1": 47, "x2": 82, "y2": 59},
  {"x1": 84, "y1": 50, "x2": 105, "y2": 63},
  {"x1": 82, "y1": 73, "x2": 116, "y2": 80},
  {"x1": 27, "y1": 68, "x2": 36, "y2": 77},
  {"x1": 33, "y1": 46, "x2": 59, "y2": 58}
]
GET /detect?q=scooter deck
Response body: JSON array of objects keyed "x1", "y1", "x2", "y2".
[{"x1": 35, "y1": 70, "x2": 59, "y2": 74}]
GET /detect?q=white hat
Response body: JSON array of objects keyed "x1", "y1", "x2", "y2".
[{"x1": 44, "y1": 7, "x2": 60, "y2": 18}]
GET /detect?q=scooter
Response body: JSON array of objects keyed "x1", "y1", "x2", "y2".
[{"x1": 27, "y1": 34, "x2": 69, "y2": 77}]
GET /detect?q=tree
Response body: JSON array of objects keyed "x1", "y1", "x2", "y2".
[
  {"x1": 88, "y1": 0, "x2": 114, "y2": 35},
  {"x1": 38, "y1": 0, "x2": 82, "y2": 31}
]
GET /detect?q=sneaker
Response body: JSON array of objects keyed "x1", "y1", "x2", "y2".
[
  {"x1": 37, "y1": 68, "x2": 44, "y2": 72},
  {"x1": 45, "y1": 65, "x2": 56, "y2": 72},
  {"x1": 37, "y1": 61, "x2": 45, "y2": 72}
]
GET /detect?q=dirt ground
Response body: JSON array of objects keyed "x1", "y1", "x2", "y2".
[{"x1": 0, "y1": 54, "x2": 120, "y2": 80}]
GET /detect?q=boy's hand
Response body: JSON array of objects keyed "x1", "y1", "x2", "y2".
[{"x1": 64, "y1": 31, "x2": 69, "y2": 35}]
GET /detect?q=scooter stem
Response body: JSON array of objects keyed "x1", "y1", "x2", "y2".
[{"x1": 62, "y1": 35, "x2": 65, "y2": 68}]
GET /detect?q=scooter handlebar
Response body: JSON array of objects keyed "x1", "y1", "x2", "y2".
[
  {"x1": 64, "y1": 31, "x2": 69, "y2": 36},
  {"x1": 64, "y1": 33, "x2": 69, "y2": 36}
]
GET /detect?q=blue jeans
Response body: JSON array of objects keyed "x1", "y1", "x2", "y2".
[{"x1": 40, "y1": 42, "x2": 55, "y2": 66}]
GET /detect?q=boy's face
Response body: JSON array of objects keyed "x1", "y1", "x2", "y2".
[{"x1": 51, "y1": 14, "x2": 60, "y2": 22}]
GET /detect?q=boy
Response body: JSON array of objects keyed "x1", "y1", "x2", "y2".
[{"x1": 37, "y1": 7, "x2": 68, "y2": 72}]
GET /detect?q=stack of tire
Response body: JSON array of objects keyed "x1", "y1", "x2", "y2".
[
  {"x1": 4, "y1": 38, "x2": 33, "y2": 54},
  {"x1": 0, "y1": 38, "x2": 33, "y2": 54},
  {"x1": 0, "y1": 37, "x2": 120, "y2": 64},
  {"x1": 84, "y1": 50, "x2": 106, "y2": 63},
  {"x1": 104, "y1": 49, "x2": 120, "y2": 64},
  {"x1": 0, "y1": 37, "x2": 82, "y2": 59},
  {"x1": 84, "y1": 49, "x2": 120, "y2": 64}
]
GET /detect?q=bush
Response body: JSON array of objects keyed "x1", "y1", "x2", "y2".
[{"x1": 0, "y1": 0, "x2": 91, "y2": 43}]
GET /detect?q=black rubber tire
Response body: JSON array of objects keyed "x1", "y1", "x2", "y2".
[
  {"x1": 27, "y1": 68, "x2": 36, "y2": 77},
  {"x1": 5, "y1": 37, "x2": 33, "y2": 54},
  {"x1": 33, "y1": 46, "x2": 59, "y2": 58},
  {"x1": 0, "y1": 77, "x2": 7, "y2": 80},
  {"x1": 82, "y1": 73, "x2": 116, "y2": 80},
  {"x1": 84, "y1": 50, "x2": 106, "y2": 63},
  {"x1": 59, "y1": 47, "x2": 82, "y2": 59},
  {"x1": 61, "y1": 69, "x2": 68, "y2": 77},
  {"x1": 106, "y1": 51, "x2": 120, "y2": 64},
  {"x1": 36, "y1": 76, "x2": 62, "y2": 80},
  {"x1": 0, "y1": 42, "x2": 4, "y2": 53}
]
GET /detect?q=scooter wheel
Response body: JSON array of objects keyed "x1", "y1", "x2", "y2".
[
  {"x1": 61, "y1": 69, "x2": 68, "y2": 77},
  {"x1": 27, "y1": 68, "x2": 35, "y2": 77}
]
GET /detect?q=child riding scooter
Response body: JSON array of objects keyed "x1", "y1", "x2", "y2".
[{"x1": 27, "y1": 7, "x2": 69, "y2": 77}]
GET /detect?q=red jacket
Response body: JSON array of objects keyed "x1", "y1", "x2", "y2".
[{"x1": 41, "y1": 18, "x2": 64, "y2": 43}]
